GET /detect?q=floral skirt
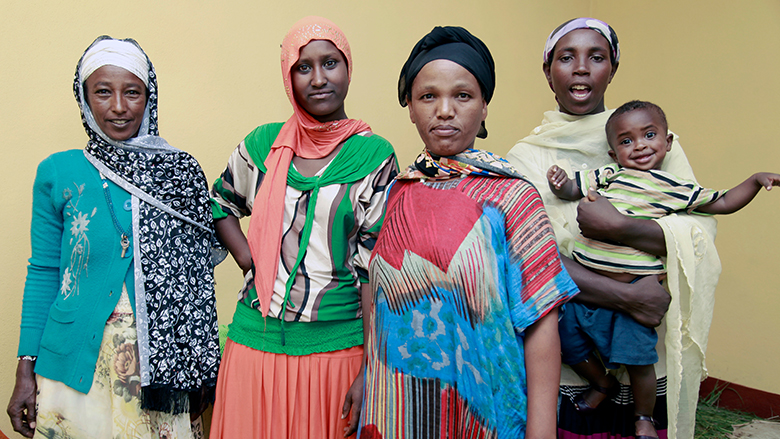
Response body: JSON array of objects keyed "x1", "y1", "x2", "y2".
[{"x1": 34, "y1": 288, "x2": 202, "y2": 439}]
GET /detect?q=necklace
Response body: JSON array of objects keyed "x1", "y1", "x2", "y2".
[{"x1": 101, "y1": 175, "x2": 132, "y2": 258}]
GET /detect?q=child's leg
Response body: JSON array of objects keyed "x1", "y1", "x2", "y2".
[
  {"x1": 626, "y1": 364, "x2": 658, "y2": 438},
  {"x1": 570, "y1": 353, "x2": 617, "y2": 409},
  {"x1": 559, "y1": 301, "x2": 622, "y2": 411}
]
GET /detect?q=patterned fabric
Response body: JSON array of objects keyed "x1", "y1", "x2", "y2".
[
  {"x1": 211, "y1": 123, "x2": 397, "y2": 353},
  {"x1": 74, "y1": 36, "x2": 221, "y2": 413},
  {"x1": 34, "y1": 287, "x2": 202, "y2": 439},
  {"x1": 543, "y1": 18, "x2": 620, "y2": 65},
  {"x1": 248, "y1": 16, "x2": 372, "y2": 317},
  {"x1": 397, "y1": 148, "x2": 524, "y2": 181},
  {"x1": 360, "y1": 152, "x2": 578, "y2": 439},
  {"x1": 571, "y1": 164, "x2": 724, "y2": 274}
]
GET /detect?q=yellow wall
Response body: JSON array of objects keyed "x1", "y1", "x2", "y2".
[{"x1": 1, "y1": 0, "x2": 778, "y2": 434}]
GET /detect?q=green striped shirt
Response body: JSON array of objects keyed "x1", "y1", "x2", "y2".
[
  {"x1": 572, "y1": 164, "x2": 723, "y2": 274},
  {"x1": 211, "y1": 123, "x2": 397, "y2": 354}
]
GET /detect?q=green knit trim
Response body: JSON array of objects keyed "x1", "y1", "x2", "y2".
[{"x1": 227, "y1": 302, "x2": 363, "y2": 356}]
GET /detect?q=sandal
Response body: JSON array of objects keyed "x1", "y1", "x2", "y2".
[
  {"x1": 573, "y1": 376, "x2": 619, "y2": 413},
  {"x1": 634, "y1": 414, "x2": 659, "y2": 439}
]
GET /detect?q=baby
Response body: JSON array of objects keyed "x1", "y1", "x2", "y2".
[{"x1": 547, "y1": 100, "x2": 780, "y2": 439}]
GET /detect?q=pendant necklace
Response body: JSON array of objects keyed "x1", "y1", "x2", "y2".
[{"x1": 101, "y1": 175, "x2": 132, "y2": 258}]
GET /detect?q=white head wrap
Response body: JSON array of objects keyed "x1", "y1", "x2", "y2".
[
  {"x1": 80, "y1": 39, "x2": 149, "y2": 86},
  {"x1": 543, "y1": 18, "x2": 620, "y2": 66}
]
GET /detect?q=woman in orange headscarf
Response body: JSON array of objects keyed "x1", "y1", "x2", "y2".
[{"x1": 209, "y1": 16, "x2": 397, "y2": 439}]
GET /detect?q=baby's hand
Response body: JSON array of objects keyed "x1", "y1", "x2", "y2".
[
  {"x1": 547, "y1": 165, "x2": 569, "y2": 190},
  {"x1": 756, "y1": 172, "x2": 780, "y2": 190}
]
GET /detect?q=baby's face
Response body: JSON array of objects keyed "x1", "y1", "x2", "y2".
[{"x1": 607, "y1": 108, "x2": 673, "y2": 171}]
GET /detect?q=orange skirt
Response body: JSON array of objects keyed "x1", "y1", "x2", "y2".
[{"x1": 210, "y1": 339, "x2": 363, "y2": 439}]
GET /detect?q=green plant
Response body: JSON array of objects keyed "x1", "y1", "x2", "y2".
[{"x1": 695, "y1": 384, "x2": 762, "y2": 438}]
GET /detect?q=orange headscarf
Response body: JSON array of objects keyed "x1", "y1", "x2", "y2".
[{"x1": 248, "y1": 16, "x2": 371, "y2": 316}]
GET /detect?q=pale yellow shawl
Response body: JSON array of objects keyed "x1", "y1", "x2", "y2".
[{"x1": 507, "y1": 109, "x2": 720, "y2": 439}]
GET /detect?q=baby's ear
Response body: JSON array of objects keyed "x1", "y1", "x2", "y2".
[
  {"x1": 666, "y1": 133, "x2": 673, "y2": 151},
  {"x1": 608, "y1": 149, "x2": 617, "y2": 162}
]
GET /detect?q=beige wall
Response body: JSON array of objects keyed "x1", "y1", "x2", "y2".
[{"x1": 1, "y1": 0, "x2": 778, "y2": 435}]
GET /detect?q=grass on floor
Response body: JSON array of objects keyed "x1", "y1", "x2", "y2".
[{"x1": 695, "y1": 384, "x2": 763, "y2": 438}]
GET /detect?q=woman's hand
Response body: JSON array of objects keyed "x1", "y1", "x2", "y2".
[
  {"x1": 340, "y1": 283, "x2": 372, "y2": 437},
  {"x1": 623, "y1": 274, "x2": 671, "y2": 327},
  {"x1": 341, "y1": 283, "x2": 372, "y2": 437},
  {"x1": 561, "y1": 258, "x2": 670, "y2": 328},
  {"x1": 341, "y1": 366, "x2": 364, "y2": 437},
  {"x1": 7, "y1": 360, "x2": 37, "y2": 438},
  {"x1": 576, "y1": 190, "x2": 627, "y2": 241},
  {"x1": 578, "y1": 190, "x2": 667, "y2": 256}
]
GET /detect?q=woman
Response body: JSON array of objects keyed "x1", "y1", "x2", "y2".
[
  {"x1": 7, "y1": 36, "x2": 221, "y2": 438},
  {"x1": 208, "y1": 16, "x2": 397, "y2": 439},
  {"x1": 359, "y1": 26, "x2": 578, "y2": 439},
  {"x1": 507, "y1": 18, "x2": 720, "y2": 439}
]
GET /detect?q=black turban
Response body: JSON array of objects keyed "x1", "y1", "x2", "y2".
[{"x1": 398, "y1": 26, "x2": 495, "y2": 138}]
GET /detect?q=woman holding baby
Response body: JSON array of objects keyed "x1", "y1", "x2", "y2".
[{"x1": 508, "y1": 17, "x2": 721, "y2": 439}]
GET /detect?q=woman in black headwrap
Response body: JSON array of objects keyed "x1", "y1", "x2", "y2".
[{"x1": 358, "y1": 26, "x2": 578, "y2": 439}]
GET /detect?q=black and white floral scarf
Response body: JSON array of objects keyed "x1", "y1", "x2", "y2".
[{"x1": 74, "y1": 36, "x2": 224, "y2": 414}]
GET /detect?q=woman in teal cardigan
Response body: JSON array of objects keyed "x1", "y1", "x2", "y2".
[{"x1": 7, "y1": 36, "x2": 221, "y2": 438}]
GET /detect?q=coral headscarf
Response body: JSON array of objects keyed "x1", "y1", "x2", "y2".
[{"x1": 248, "y1": 16, "x2": 371, "y2": 316}]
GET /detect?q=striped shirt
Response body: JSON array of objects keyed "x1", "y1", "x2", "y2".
[
  {"x1": 211, "y1": 124, "x2": 397, "y2": 324},
  {"x1": 573, "y1": 164, "x2": 723, "y2": 274}
]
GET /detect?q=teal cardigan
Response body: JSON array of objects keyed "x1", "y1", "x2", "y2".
[{"x1": 19, "y1": 150, "x2": 136, "y2": 393}]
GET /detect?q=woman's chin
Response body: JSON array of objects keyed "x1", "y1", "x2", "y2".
[
  {"x1": 426, "y1": 143, "x2": 470, "y2": 157},
  {"x1": 557, "y1": 95, "x2": 606, "y2": 116}
]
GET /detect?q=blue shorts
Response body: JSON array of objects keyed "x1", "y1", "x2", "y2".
[{"x1": 559, "y1": 302, "x2": 658, "y2": 368}]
